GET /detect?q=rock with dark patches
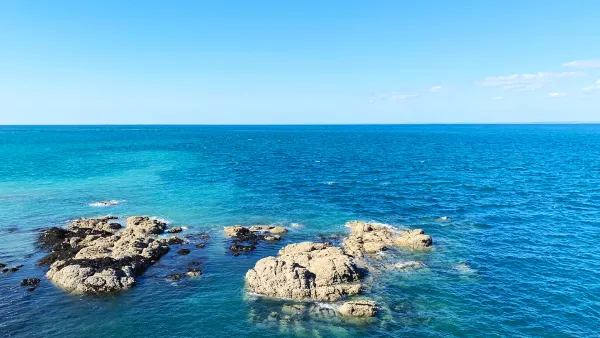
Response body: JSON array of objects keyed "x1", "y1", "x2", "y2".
[
  {"x1": 4, "y1": 265, "x2": 24, "y2": 273},
  {"x1": 177, "y1": 249, "x2": 190, "y2": 255},
  {"x1": 199, "y1": 234, "x2": 210, "y2": 239},
  {"x1": 195, "y1": 243, "x2": 206, "y2": 248},
  {"x1": 168, "y1": 227, "x2": 183, "y2": 234},
  {"x1": 186, "y1": 268, "x2": 202, "y2": 277},
  {"x1": 229, "y1": 244, "x2": 255, "y2": 252},
  {"x1": 0, "y1": 263, "x2": 5, "y2": 269},
  {"x1": 42, "y1": 216, "x2": 171, "y2": 294},
  {"x1": 188, "y1": 261, "x2": 202, "y2": 266},
  {"x1": 232, "y1": 252, "x2": 240, "y2": 257},
  {"x1": 20, "y1": 278, "x2": 41, "y2": 286},
  {"x1": 27, "y1": 287, "x2": 37, "y2": 292},
  {"x1": 339, "y1": 300, "x2": 378, "y2": 317},
  {"x1": 163, "y1": 237, "x2": 185, "y2": 245},
  {"x1": 8, "y1": 227, "x2": 18, "y2": 233},
  {"x1": 166, "y1": 273, "x2": 183, "y2": 281}
]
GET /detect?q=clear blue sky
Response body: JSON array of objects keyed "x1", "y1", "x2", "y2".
[{"x1": 1, "y1": 0, "x2": 599, "y2": 124}]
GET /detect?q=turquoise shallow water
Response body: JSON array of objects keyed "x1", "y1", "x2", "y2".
[{"x1": 1, "y1": 125, "x2": 599, "y2": 337}]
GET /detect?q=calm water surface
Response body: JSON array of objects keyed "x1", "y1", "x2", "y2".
[{"x1": 0, "y1": 125, "x2": 599, "y2": 337}]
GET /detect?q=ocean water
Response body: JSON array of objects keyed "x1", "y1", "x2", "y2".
[{"x1": 0, "y1": 125, "x2": 599, "y2": 338}]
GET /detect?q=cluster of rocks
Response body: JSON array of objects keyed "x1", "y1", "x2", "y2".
[
  {"x1": 166, "y1": 261, "x2": 203, "y2": 280},
  {"x1": 245, "y1": 221, "x2": 432, "y2": 317},
  {"x1": 20, "y1": 278, "x2": 41, "y2": 291},
  {"x1": 39, "y1": 216, "x2": 177, "y2": 294},
  {"x1": 1, "y1": 264, "x2": 23, "y2": 273},
  {"x1": 223, "y1": 225, "x2": 287, "y2": 255}
]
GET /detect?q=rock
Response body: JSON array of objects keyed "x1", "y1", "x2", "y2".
[
  {"x1": 338, "y1": 300, "x2": 378, "y2": 317},
  {"x1": 43, "y1": 216, "x2": 170, "y2": 294},
  {"x1": 168, "y1": 227, "x2": 183, "y2": 233},
  {"x1": 188, "y1": 261, "x2": 202, "y2": 266},
  {"x1": 186, "y1": 268, "x2": 202, "y2": 277},
  {"x1": 166, "y1": 273, "x2": 183, "y2": 281},
  {"x1": 249, "y1": 225, "x2": 288, "y2": 234},
  {"x1": 342, "y1": 221, "x2": 432, "y2": 257},
  {"x1": 199, "y1": 234, "x2": 210, "y2": 239},
  {"x1": 395, "y1": 229, "x2": 432, "y2": 250},
  {"x1": 223, "y1": 226, "x2": 252, "y2": 238},
  {"x1": 3, "y1": 264, "x2": 24, "y2": 273},
  {"x1": 8, "y1": 227, "x2": 18, "y2": 233},
  {"x1": 163, "y1": 237, "x2": 185, "y2": 245},
  {"x1": 282, "y1": 304, "x2": 306, "y2": 315},
  {"x1": 20, "y1": 278, "x2": 41, "y2": 286},
  {"x1": 290, "y1": 223, "x2": 304, "y2": 228},
  {"x1": 27, "y1": 287, "x2": 37, "y2": 292},
  {"x1": 263, "y1": 235, "x2": 281, "y2": 241},
  {"x1": 229, "y1": 244, "x2": 255, "y2": 252},
  {"x1": 245, "y1": 242, "x2": 363, "y2": 301},
  {"x1": 232, "y1": 252, "x2": 240, "y2": 257},
  {"x1": 177, "y1": 249, "x2": 190, "y2": 255},
  {"x1": 0, "y1": 263, "x2": 5, "y2": 268},
  {"x1": 438, "y1": 216, "x2": 451, "y2": 221},
  {"x1": 195, "y1": 243, "x2": 206, "y2": 248},
  {"x1": 394, "y1": 261, "x2": 425, "y2": 270}
]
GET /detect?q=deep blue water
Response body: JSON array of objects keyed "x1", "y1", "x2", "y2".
[{"x1": 1, "y1": 125, "x2": 599, "y2": 337}]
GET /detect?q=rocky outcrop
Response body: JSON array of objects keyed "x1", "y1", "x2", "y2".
[
  {"x1": 338, "y1": 300, "x2": 378, "y2": 317},
  {"x1": 342, "y1": 221, "x2": 432, "y2": 257},
  {"x1": 245, "y1": 242, "x2": 363, "y2": 301},
  {"x1": 42, "y1": 216, "x2": 170, "y2": 294},
  {"x1": 167, "y1": 227, "x2": 183, "y2": 233},
  {"x1": 223, "y1": 225, "x2": 287, "y2": 255}
]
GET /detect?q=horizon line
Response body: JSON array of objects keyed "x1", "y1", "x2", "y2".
[{"x1": 2, "y1": 121, "x2": 600, "y2": 126}]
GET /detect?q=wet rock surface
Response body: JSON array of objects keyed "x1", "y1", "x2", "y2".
[
  {"x1": 176, "y1": 249, "x2": 190, "y2": 255},
  {"x1": 168, "y1": 227, "x2": 183, "y2": 233},
  {"x1": 339, "y1": 300, "x2": 378, "y2": 317},
  {"x1": 2, "y1": 264, "x2": 24, "y2": 273},
  {"x1": 245, "y1": 242, "x2": 363, "y2": 301},
  {"x1": 40, "y1": 216, "x2": 171, "y2": 294}
]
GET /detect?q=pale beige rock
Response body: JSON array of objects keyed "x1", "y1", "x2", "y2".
[
  {"x1": 223, "y1": 226, "x2": 251, "y2": 237},
  {"x1": 394, "y1": 261, "x2": 426, "y2": 270},
  {"x1": 245, "y1": 242, "x2": 363, "y2": 301},
  {"x1": 339, "y1": 300, "x2": 377, "y2": 317},
  {"x1": 342, "y1": 221, "x2": 432, "y2": 257}
]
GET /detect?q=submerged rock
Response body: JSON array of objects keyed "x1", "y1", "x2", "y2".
[
  {"x1": 0, "y1": 263, "x2": 5, "y2": 269},
  {"x1": 342, "y1": 221, "x2": 432, "y2": 257},
  {"x1": 229, "y1": 244, "x2": 255, "y2": 252},
  {"x1": 42, "y1": 216, "x2": 170, "y2": 294},
  {"x1": 195, "y1": 243, "x2": 206, "y2": 248},
  {"x1": 2, "y1": 264, "x2": 24, "y2": 273},
  {"x1": 168, "y1": 227, "x2": 183, "y2": 233},
  {"x1": 166, "y1": 273, "x2": 183, "y2": 281},
  {"x1": 186, "y1": 268, "x2": 202, "y2": 277},
  {"x1": 224, "y1": 225, "x2": 288, "y2": 254},
  {"x1": 339, "y1": 300, "x2": 378, "y2": 317},
  {"x1": 245, "y1": 242, "x2": 363, "y2": 301},
  {"x1": 176, "y1": 249, "x2": 190, "y2": 255},
  {"x1": 20, "y1": 278, "x2": 41, "y2": 286},
  {"x1": 249, "y1": 225, "x2": 287, "y2": 234},
  {"x1": 394, "y1": 261, "x2": 426, "y2": 270},
  {"x1": 89, "y1": 200, "x2": 121, "y2": 207},
  {"x1": 282, "y1": 303, "x2": 307, "y2": 316}
]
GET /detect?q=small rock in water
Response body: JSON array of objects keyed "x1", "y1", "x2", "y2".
[
  {"x1": 176, "y1": 249, "x2": 190, "y2": 255},
  {"x1": 454, "y1": 263, "x2": 476, "y2": 274},
  {"x1": 166, "y1": 273, "x2": 183, "y2": 281},
  {"x1": 185, "y1": 268, "x2": 202, "y2": 277},
  {"x1": 89, "y1": 200, "x2": 121, "y2": 207},
  {"x1": 232, "y1": 252, "x2": 240, "y2": 257},
  {"x1": 199, "y1": 234, "x2": 210, "y2": 239},
  {"x1": 195, "y1": 243, "x2": 206, "y2": 248},
  {"x1": 229, "y1": 244, "x2": 255, "y2": 252},
  {"x1": 282, "y1": 304, "x2": 306, "y2": 316},
  {"x1": 188, "y1": 261, "x2": 202, "y2": 266},
  {"x1": 8, "y1": 227, "x2": 18, "y2": 233},
  {"x1": 395, "y1": 261, "x2": 426, "y2": 270},
  {"x1": 263, "y1": 235, "x2": 281, "y2": 241},
  {"x1": 338, "y1": 300, "x2": 378, "y2": 317},
  {"x1": 290, "y1": 223, "x2": 303, "y2": 228},
  {"x1": 438, "y1": 216, "x2": 451, "y2": 221},
  {"x1": 27, "y1": 287, "x2": 37, "y2": 292},
  {"x1": 20, "y1": 278, "x2": 41, "y2": 286},
  {"x1": 0, "y1": 263, "x2": 5, "y2": 269},
  {"x1": 2, "y1": 265, "x2": 24, "y2": 273},
  {"x1": 164, "y1": 237, "x2": 185, "y2": 245},
  {"x1": 168, "y1": 227, "x2": 183, "y2": 233}
]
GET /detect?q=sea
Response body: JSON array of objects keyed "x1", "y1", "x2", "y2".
[{"x1": 0, "y1": 124, "x2": 599, "y2": 337}]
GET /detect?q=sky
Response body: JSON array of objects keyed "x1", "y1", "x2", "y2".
[{"x1": 0, "y1": 0, "x2": 599, "y2": 124}]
